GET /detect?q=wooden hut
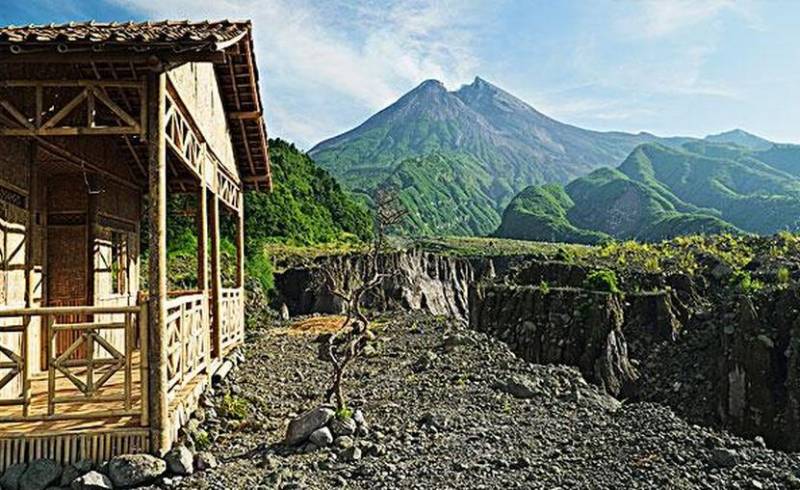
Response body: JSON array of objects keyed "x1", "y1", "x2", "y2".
[{"x1": 0, "y1": 20, "x2": 271, "y2": 465}]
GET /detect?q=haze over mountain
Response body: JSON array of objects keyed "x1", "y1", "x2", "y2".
[
  {"x1": 495, "y1": 141, "x2": 800, "y2": 243},
  {"x1": 309, "y1": 77, "x2": 693, "y2": 235}
]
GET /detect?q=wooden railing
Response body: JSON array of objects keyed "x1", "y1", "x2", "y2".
[
  {"x1": 0, "y1": 305, "x2": 146, "y2": 423},
  {"x1": 164, "y1": 293, "x2": 209, "y2": 400},
  {"x1": 220, "y1": 288, "x2": 244, "y2": 355}
]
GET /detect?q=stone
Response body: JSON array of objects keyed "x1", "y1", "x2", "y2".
[
  {"x1": 496, "y1": 375, "x2": 539, "y2": 399},
  {"x1": 194, "y1": 452, "x2": 218, "y2": 471},
  {"x1": 107, "y1": 454, "x2": 166, "y2": 488},
  {"x1": 165, "y1": 445, "x2": 194, "y2": 476},
  {"x1": 284, "y1": 406, "x2": 335, "y2": 446},
  {"x1": 309, "y1": 427, "x2": 334, "y2": 447},
  {"x1": 710, "y1": 448, "x2": 739, "y2": 468},
  {"x1": 19, "y1": 459, "x2": 62, "y2": 490},
  {"x1": 443, "y1": 333, "x2": 474, "y2": 351},
  {"x1": 352, "y1": 409, "x2": 366, "y2": 426},
  {"x1": 1, "y1": 463, "x2": 27, "y2": 490},
  {"x1": 340, "y1": 447, "x2": 362, "y2": 463},
  {"x1": 329, "y1": 417, "x2": 356, "y2": 437},
  {"x1": 334, "y1": 436, "x2": 354, "y2": 450},
  {"x1": 280, "y1": 303, "x2": 290, "y2": 321},
  {"x1": 69, "y1": 471, "x2": 113, "y2": 490}
]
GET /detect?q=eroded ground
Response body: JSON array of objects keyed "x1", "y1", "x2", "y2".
[{"x1": 176, "y1": 313, "x2": 800, "y2": 490}]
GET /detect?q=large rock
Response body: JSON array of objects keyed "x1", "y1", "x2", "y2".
[
  {"x1": 284, "y1": 406, "x2": 335, "y2": 446},
  {"x1": 0, "y1": 463, "x2": 27, "y2": 490},
  {"x1": 194, "y1": 452, "x2": 218, "y2": 471},
  {"x1": 69, "y1": 471, "x2": 113, "y2": 490},
  {"x1": 164, "y1": 445, "x2": 194, "y2": 476},
  {"x1": 19, "y1": 459, "x2": 61, "y2": 490},
  {"x1": 329, "y1": 417, "x2": 356, "y2": 437},
  {"x1": 309, "y1": 427, "x2": 334, "y2": 447},
  {"x1": 107, "y1": 454, "x2": 166, "y2": 488}
]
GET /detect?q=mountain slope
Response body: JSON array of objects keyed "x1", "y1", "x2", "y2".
[
  {"x1": 376, "y1": 152, "x2": 501, "y2": 236},
  {"x1": 496, "y1": 141, "x2": 800, "y2": 243},
  {"x1": 309, "y1": 77, "x2": 690, "y2": 235},
  {"x1": 243, "y1": 139, "x2": 373, "y2": 246}
]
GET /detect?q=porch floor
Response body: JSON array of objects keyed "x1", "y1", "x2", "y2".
[{"x1": 0, "y1": 352, "x2": 145, "y2": 436}]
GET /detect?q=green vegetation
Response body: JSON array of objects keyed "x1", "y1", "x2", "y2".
[
  {"x1": 583, "y1": 270, "x2": 620, "y2": 293},
  {"x1": 496, "y1": 141, "x2": 800, "y2": 242},
  {"x1": 730, "y1": 271, "x2": 765, "y2": 294},
  {"x1": 219, "y1": 394, "x2": 250, "y2": 420},
  {"x1": 335, "y1": 406, "x2": 353, "y2": 420},
  {"x1": 378, "y1": 152, "x2": 501, "y2": 236},
  {"x1": 245, "y1": 138, "x2": 372, "y2": 247},
  {"x1": 777, "y1": 267, "x2": 791, "y2": 285}
]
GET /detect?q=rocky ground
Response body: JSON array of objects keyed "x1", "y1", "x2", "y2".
[{"x1": 169, "y1": 312, "x2": 800, "y2": 490}]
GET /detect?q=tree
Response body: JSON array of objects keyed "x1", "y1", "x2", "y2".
[{"x1": 319, "y1": 188, "x2": 408, "y2": 411}]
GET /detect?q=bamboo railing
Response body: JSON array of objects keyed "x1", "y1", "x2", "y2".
[
  {"x1": 220, "y1": 288, "x2": 244, "y2": 355},
  {"x1": 164, "y1": 293, "x2": 209, "y2": 401},
  {"x1": 0, "y1": 305, "x2": 147, "y2": 425}
]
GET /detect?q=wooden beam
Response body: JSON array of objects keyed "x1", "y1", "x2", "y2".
[
  {"x1": 227, "y1": 111, "x2": 260, "y2": 121},
  {"x1": 146, "y1": 71, "x2": 170, "y2": 456}
]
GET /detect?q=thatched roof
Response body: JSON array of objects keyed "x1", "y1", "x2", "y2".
[{"x1": 0, "y1": 20, "x2": 271, "y2": 190}]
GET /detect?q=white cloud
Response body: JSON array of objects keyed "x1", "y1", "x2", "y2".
[
  {"x1": 111, "y1": 0, "x2": 486, "y2": 146},
  {"x1": 617, "y1": 0, "x2": 757, "y2": 39}
]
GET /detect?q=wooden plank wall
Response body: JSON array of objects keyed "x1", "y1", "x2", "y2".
[{"x1": 0, "y1": 139, "x2": 42, "y2": 399}]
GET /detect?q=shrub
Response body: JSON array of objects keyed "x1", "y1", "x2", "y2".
[
  {"x1": 583, "y1": 269, "x2": 620, "y2": 293},
  {"x1": 777, "y1": 266, "x2": 791, "y2": 285},
  {"x1": 220, "y1": 394, "x2": 250, "y2": 420},
  {"x1": 731, "y1": 270, "x2": 764, "y2": 294},
  {"x1": 538, "y1": 280, "x2": 550, "y2": 294}
]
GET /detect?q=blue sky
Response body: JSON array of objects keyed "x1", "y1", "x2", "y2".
[{"x1": 4, "y1": 0, "x2": 799, "y2": 149}]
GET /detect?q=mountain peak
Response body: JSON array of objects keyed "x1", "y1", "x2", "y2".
[
  {"x1": 414, "y1": 79, "x2": 447, "y2": 93},
  {"x1": 704, "y1": 128, "x2": 773, "y2": 151}
]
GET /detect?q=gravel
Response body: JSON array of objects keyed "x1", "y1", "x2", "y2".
[{"x1": 175, "y1": 313, "x2": 800, "y2": 490}]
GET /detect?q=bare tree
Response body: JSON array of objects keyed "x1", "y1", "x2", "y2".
[{"x1": 320, "y1": 187, "x2": 408, "y2": 411}]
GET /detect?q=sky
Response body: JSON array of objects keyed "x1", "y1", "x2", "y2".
[{"x1": 3, "y1": 0, "x2": 799, "y2": 149}]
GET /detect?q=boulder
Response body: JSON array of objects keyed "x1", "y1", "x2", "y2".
[
  {"x1": 329, "y1": 417, "x2": 356, "y2": 437},
  {"x1": 19, "y1": 459, "x2": 61, "y2": 490},
  {"x1": 284, "y1": 406, "x2": 334, "y2": 446},
  {"x1": 340, "y1": 446, "x2": 362, "y2": 463},
  {"x1": 309, "y1": 427, "x2": 333, "y2": 447},
  {"x1": 0, "y1": 463, "x2": 27, "y2": 490},
  {"x1": 107, "y1": 454, "x2": 166, "y2": 488},
  {"x1": 69, "y1": 471, "x2": 113, "y2": 490},
  {"x1": 194, "y1": 452, "x2": 218, "y2": 471},
  {"x1": 164, "y1": 446, "x2": 194, "y2": 476},
  {"x1": 60, "y1": 459, "x2": 93, "y2": 487}
]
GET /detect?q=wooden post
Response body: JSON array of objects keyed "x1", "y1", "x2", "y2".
[
  {"x1": 24, "y1": 142, "x2": 37, "y2": 385},
  {"x1": 236, "y1": 191, "x2": 246, "y2": 342},
  {"x1": 146, "y1": 71, "x2": 170, "y2": 455},
  {"x1": 198, "y1": 179, "x2": 211, "y2": 375},
  {"x1": 236, "y1": 191, "x2": 245, "y2": 288},
  {"x1": 209, "y1": 192, "x2": 222, "y2": 358}
]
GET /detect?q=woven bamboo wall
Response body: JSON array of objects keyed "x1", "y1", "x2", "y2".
[{"x1": 168, "y1": 63, "x2": 238, "y2": 179}]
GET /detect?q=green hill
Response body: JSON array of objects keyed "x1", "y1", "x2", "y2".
[
  {"x1": 242, "y1": 138, "x2": 373, "y2": 247},
  {"x1": 496, "y1": 141, "x2": 800, "y2": 243}
]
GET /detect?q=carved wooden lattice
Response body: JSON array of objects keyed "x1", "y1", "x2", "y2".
[
  {"x1": 48, "y1": 312, "x2": 135, "y2": 415},
  {"x1": 165, "y1": 94, "x2": 204, "y2": 179},
  {"x1": 220, "y1": 288, "x2": 244, "y2": 355},
  {"x1": 165, "y1": 294, "x2": 209, "y2": 399},
  {"x1": 0, "y1": 81, "x2": 146, "y2": 137}
]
